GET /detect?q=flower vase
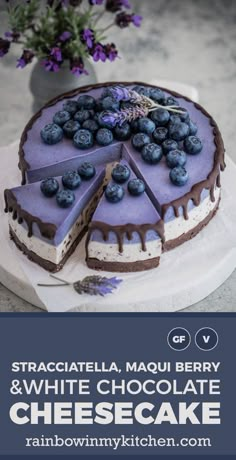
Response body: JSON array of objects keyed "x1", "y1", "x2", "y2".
[{"x1": 29, "y1": 59, "x2": 98, "y2": 114}]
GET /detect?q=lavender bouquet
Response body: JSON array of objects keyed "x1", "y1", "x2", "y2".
[{"x1": 0, "y1": 0, "x2": 142, "y2": 76}]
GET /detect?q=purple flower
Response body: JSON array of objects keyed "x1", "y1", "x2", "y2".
[
  {"x1": 107, "y1": 85, "x2": 131, "y2": 101},
  {"x1": 89, "y1": 0, "x2": 104, "y2": 5},
  {"x1": 16, "y1": 49, "x2": 34, "y2": 68},
  {"x1": 105, "y1": 0, "x2": 130, "y2": 13},
  {"x1": 59, "y1": 31, "x2": 72, "y2": 42},
  {"x1": 99, "y1": 110, "x2": 123, "y2": 128},
  {"x1": 73, "y1": 275, "x2": 122, "y2": 296},
  {"x1": 115, "y1": 11, "x2": 143, "y2": 28},
  {"x1": 50, "y1": 47, "x2": 62, "y2": 62},
  {"x1": 82, "y1": 29, "x2": 94, "y2": 49},
  {"x1": 92, "y1": 44, "x2": 107, "y2": 62},
  {"x1": 0, "y1": 38, "x2": 10, "y2": 57},
  {"x1": 131, "y1": 14, "x2": 142, "y2": 27},
  {"x1": 42, "y1": 59, "x2": 60, "y2": 72},
  {"x1": 70, "y1": 57, "x2": 89, "y2": 77},
  {"x1": 105, "y1": 43, "x2": 118, "y2": 61},
  {"x1": 5, "y1": 30, "x2": 20, "y2": 42},
  {"x1": 115, "y1": 12, "x2": 131, "y2": 28}
]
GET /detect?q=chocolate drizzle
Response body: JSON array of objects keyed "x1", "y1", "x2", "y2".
[
  {"x1": 161, "y1": 116, "x2": 225, "y2": 220},
  {"x1": 4, "y1": 189, "x2": 57, "y2": 240},
  {"x1": 15, "y1": 81, "x2": 225, "y2": 264},
  {"x1": 85, "y1": 219, "x2": 165, "y2": 257}
]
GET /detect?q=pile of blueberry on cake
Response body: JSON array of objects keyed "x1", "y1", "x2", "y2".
[{"x1": 4, "y1": 82, "x2": 225, "y2": 272}]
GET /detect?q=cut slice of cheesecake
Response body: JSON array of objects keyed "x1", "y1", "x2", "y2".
[
  {"x1": 4, "y1": 165, "x2": 105, "y2": 272},
  {"x1": 86, "y1": 160, "x2": 164, "y2": 272}
]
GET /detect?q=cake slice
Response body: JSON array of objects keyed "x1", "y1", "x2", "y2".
[
  {"x1": 86, "y1": 160, "x2": 164, "y2": 272},
  {"x1": 4, "y1": 164, "x2": 105, "y2": 272}
]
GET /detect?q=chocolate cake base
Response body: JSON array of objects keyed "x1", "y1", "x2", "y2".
[
  {"x1": 87, "y1": 198, "x2": 220, "y2": 272},
  {"x1": 86, "y1": 256, "x2": 160, "y2": 272},
  {"x1": 9, "y1": 227, "x2": 87, "y2": 273}
]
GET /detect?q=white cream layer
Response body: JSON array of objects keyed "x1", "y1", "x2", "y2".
[
  {"x1": 9, "y1": 185, "x2": 220, "y2": 267},
  {"x1": 88, "y1": 239, "x2": 162, "y2": 263},
  {"x1": 164, "y1": 186, "x2": 220, "y2": 242},
  {"x1": 9, "y1": 188, "x2": 103, "y2": 266},
  {"x1": 88, "y1": 188, "x2": 220, "y2": 264}
]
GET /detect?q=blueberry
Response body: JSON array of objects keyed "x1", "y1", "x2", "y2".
[
  {"x1": 53, "y1": 110, "x2": 71, "y2": 126},
  {"x1": 137, "y1": 117, "x2": 156, "y2": 135},
  {"x1": 97, "y1": 112, "x2": 114, "y2": 129},
  {"x1": 128, "y1": 178, "x2": 145, "y2": 196},
  {"x1": 62, "y1": 100, "x2": 79, "y2": 115},
  {"x1": 170, "y1": 166, "x2": 189, "y2": 186},
  {"x1": 153, "y1": 127, "x2": 168, "y2": 144},
  {"x1": 105, "y1": 183, "x2": 124, "y2": 203},
  {"x1": 141, "y1": 143, "x2": 163, "y2": 164},
  {"x1": 132, "y1": 133, "x2": 151, "y2": 151},
  {"x1": 73, "y1": 129, "x2": 94, "y2": 149},
  {"x1": 62, "y1": 170, "x2": 81, "y2": 190},
  {"x1": 95, "y1": 99, "x2": 103, "y2": 112},
  {"x1": 189, "y1": 120, "x2": 198, "y2": 135},
  {"x1": 184, "y1": 135, "x2": 203, "y2": 154},
  {"x1": 96, "y1": 128, "x2": 113, "y2": 146},
  {"x1": 149, "y1": 87, "x2": 165, "y2": 103},
  {"x1": 169, "y1": 114, "x2": 181, "y2": 124},
  {"x1": 168, "y1": 122, "x2": 190, "y2": 141},
  {"x1": 40, "y1": 123, "x2": 63, "y2": 145},
  {"x1": 77, "y1": 94, "x2": 96, "y2": 110},
  {"x1": 163, "y1": 96, "x2": 179, "y2": 107},
  {"x1": 133, "y1": 85, "x2": 150, "y2": 97},
  {"x1": 166, "y1": 149, "x2": 187, "y2": 168},
  {"x1": 130, "y1": 119, "x2": 139, "y2": 133},
  {"x1": 178, "y1": 108, "x2": 190, "y2": 123},
  {"x1": 112, "y1": 164, "x2": 131, "y2": 183},
  {"x1": 82, "y1": 119, "x2": 99, "y2": 133},
  {"x1": 101, "y1": 96, "x2": 120, "y2": 111},
  {"x1": 63, "y1": 120, "x2": 80, "y2": 138},
  {"x1": 78, "y1": 162, "x2": 96, "y2": 180},
  {"x1": 56, "y1": 190, "x2": 75, "y2": 208},
  {"x1": 40, "y1": 177, "x2": 59, "y2": 197},
  {"x1": 162, "y1": 139, "x2": 179, "y2": 155},
  {"x1": 74, "y1": 109, "x2": 91, "y2": 123},
  {"x1": 114, "y1": 122, "x2": 131, "y2": 141},
  {"x1": 150, "y1": 108, "x2": 170, "y2": 126}
]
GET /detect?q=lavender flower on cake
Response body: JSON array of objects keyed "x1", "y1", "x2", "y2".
[
  {"x1": 0, "y1": 0, "x2": 143, "y2": 77},
  {"x1": 100, "y1": 86, "x2": 185, "y2": 127}
]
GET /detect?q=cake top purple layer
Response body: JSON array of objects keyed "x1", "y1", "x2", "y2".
[
  {"x1": 89, "y1": 159, "x2": 162, "y2": 245},
  {"x1": 6, "y1": 164, "x2": 105, "y2": 245},
  {"x1": 20, "y1": 83, "x2": 219, "y2": 213},
  {"x1": 92, "y1": 159, "x2": 161, "y2": 226}
]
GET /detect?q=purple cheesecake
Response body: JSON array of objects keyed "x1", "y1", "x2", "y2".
[
  {"x1": 4, "y1": 82, "x2": 225, "y2": 272},
  {"x1": 4, "y1": 165, "x2": 105, "y2": 271},
  {"x1": 86, "y1": 159, "x2": 164, "y2": 272}
]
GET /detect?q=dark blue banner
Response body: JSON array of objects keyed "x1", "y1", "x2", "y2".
[{"x1": 0, "y1": 313, "x2": 235, "y2": 457}]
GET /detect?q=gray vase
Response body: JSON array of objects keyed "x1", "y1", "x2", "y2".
[{"x1": 29, "y1": 59, "x2": 98, "y2": 114}]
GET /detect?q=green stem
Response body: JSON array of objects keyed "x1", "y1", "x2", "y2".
[
  {"x1": 100, "y1": 22, "x2": 115, "y2": 33},
  {"x1": 94, "y1": 10, "x2": 105, "y2": 25},
  {"x1": 50, "y1": 274, "x2": 71, "y2": 285}
]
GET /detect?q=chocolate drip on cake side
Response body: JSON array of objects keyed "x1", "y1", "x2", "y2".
[
  {"x1": 161, "y1": 121, "x2": 225, "y2": 221},
  {"x1": 85, "y1": 220, "x2": 165, "y2": 258},
  {"x1": 4, "y1": 189, "x2": 57, "y2": 240}
]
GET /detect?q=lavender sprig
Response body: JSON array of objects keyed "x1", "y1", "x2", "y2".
[
  {"x1": 101, "y1": 105, "x2": 149, "y2": 128},
  {"x1": 38, "y1": 274, "x2": 122, "y2": 297},
  {"x1": 100, "y1": 86, "x2": 184, "y2": 127}
]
